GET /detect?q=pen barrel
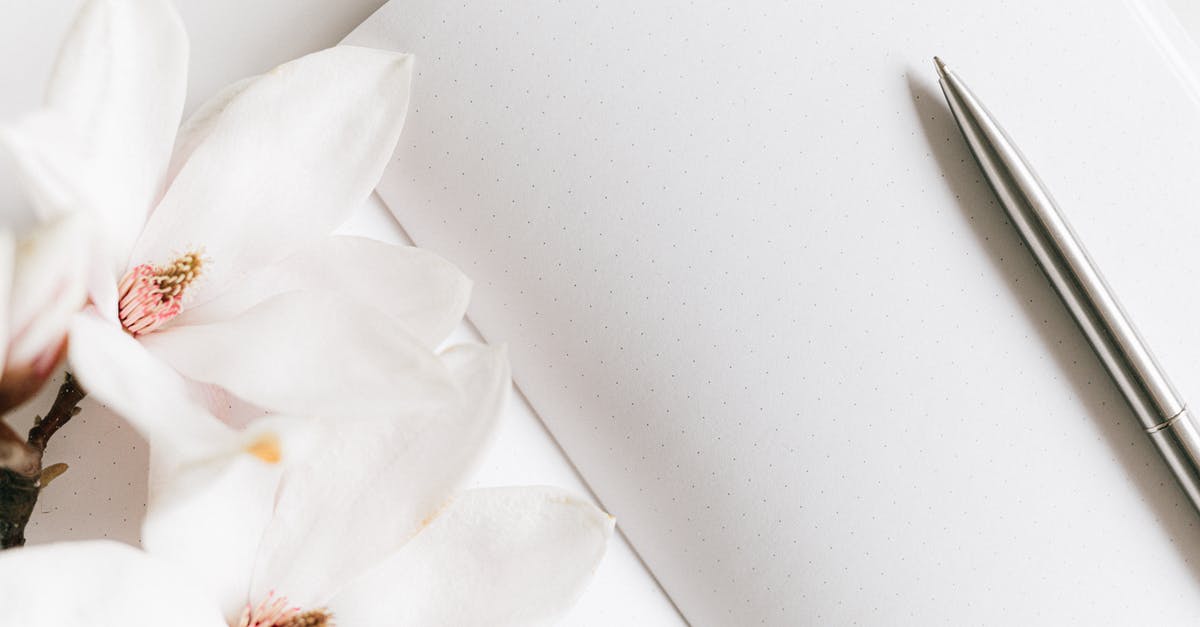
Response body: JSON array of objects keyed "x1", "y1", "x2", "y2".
[
  {"x1": 1148, "y1": 410, "x2": 1200, "y2": 507},
  {"x1": 937, "y1": 62, "x2": 1200, "y2": 514},
  {"x1": 937, "y1": 69, "x2": 1185, "y2": 432}
]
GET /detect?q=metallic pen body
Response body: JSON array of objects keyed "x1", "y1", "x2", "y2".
[{"x1": 935, "y1": 57, "x2": 1200, "y2": 512}]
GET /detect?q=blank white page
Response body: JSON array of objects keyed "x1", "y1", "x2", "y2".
[{"x1": 349, "y1": 1, "x2": 1200, "y2": 624}]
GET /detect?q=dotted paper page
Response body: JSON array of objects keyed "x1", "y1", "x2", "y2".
[{"x1": 349, "y1": 2, "x2": 1200, "y2": 624}]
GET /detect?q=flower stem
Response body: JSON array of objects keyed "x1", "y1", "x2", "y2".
[
  {"x1": 26, "y1": 374, "x2": 85, "y2": 454},
  {"x1": 0, "y1": 469, "x2": 37, "y2": 549},
  {"x1": 0, "y1": 374, "x2": 86, "y2": 549}
]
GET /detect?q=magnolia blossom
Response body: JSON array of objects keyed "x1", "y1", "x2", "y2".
[
  {"x1": 2, "y1": 0, "x2": 467, "y2": 420},
  {"x1": 0, "y1": 2, "x2": 612, "y2": 624},
  {"x1": 0, "y1": 216, "x2": 86, "y2": 472},
  {"x1": 0, "y1": 304, "x2": 614, "y2": 627},
  {"x1": 0, "y1": 216, "x2": 86, "y2": 415}
]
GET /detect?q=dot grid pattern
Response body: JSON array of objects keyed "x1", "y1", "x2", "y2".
[{"x1": 353, "y1": 2, "x2": 1200, "y2": 623}]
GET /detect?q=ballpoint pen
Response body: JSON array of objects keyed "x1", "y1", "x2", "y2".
[{"x1": 934, "y1": 56, "x2": 1200, "y2": 513}]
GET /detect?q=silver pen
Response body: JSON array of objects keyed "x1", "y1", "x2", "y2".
[{"x1": 934, "y1": 57, "x2": 1200, "y2": 513}]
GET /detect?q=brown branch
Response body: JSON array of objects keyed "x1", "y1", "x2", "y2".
[
  {"x1": 0, "y1": 469, "x2": 37, "y2": 549},
  {"x1": 0, "y1": 375, "x2": 86, "y2": 548},
  {"x1": 27, "y1": 373, "x2": 85, "y2": 454}
]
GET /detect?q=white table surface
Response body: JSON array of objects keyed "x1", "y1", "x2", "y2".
[{"x1": 0, "y1": 1, "x2": 684, "y2": 625}]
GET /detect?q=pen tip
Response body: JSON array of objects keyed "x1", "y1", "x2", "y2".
[{"x1": 933, "y1": 56, "x2": 949, "y2": 80}]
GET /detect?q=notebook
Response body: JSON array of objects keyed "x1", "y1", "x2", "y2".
[{"x1": 347, "y1": 1, "x2": 1200, "y2": 624}]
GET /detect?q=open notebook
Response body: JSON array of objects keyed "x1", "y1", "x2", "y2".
[{"x1": 348, "y1": 1, "x2": 1200, "y2": 624}]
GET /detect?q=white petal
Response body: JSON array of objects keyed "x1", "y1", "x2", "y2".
[
  {"x1": 174, "y1": 236, "x2": 471, "y2": 348},
  {"x1": 68, "y1": 310, "x2": 233, "y2": 461},
  {"x1": 249, "y1": 343, "x2": 509, "y2": 608},
  {"x1": 142, "y1": 415, "x2": 310, "y2": 624},
  {"x1": 166, "y1": 76, "x2": 258, "y2": 189},
  {"x1": 0, "y1": 111, "x2": 86, "y2": 222},
  {"x1": 330, "y1": 487, "x2": 614, "y2": 627},
  {"x1": 0, "y1": 115, "x2": 130, "y2": 319},
  {"x1": 130, "y1": 46, "x2": 414, "y2": 302},
  {"x1": 140, "y1": 290, "x2": 456, "y2": 421},
  {"x1": 7, "y1": 215, "x2": 88, "y2": 368},
  {"x1": 190, "y1": 379, "x2": 271, "y2": 430},
  {"x1": 144, "y1": 456, "x2": 276, "y2": 622},
  {"x1": 0, "y1": 540, "x2": 226, "y2": 627},
  {"x1": 43, "y1": 0, "x2": 187, "y2": 272}
]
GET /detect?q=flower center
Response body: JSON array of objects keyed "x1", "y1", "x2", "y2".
[
  {"x1": 117, "y1": 251, "x2": 204, "y2": 335},
  {"x1": 236, "y1": 592, "x2": 333, "y2": 627}
]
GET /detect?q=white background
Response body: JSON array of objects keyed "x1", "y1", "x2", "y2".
[{"x1": 4, "y1": 2, "x2": 1200, "y2": 625}]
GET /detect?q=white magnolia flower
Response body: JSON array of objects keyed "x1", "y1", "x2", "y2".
[
  {"x1": 0, "y1": 215, "x2": 86, "y2": 470},
  {"x1": 0, "y1": 215, "x2": 86, "y2": 414},
  {"x1": 1, "y1": 304, "x2": 614, "y2": 627},
  {"x1": 2, "y1": 0, "x2": 468, "y2": 419},
  {"x1": 0, "y1": 3, "x2": 611, "y2": 625},
  {"x1": 0, "y1": 481, "x2": 610, "y2": 627}
]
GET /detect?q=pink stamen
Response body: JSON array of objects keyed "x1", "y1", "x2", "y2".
[
  {"x1": 116, "y1": 252, "x2": 203, "y2": 336},
  {"x1": 237, "y1": 591, "x2": 300, "y2": 627},
  {"x1": 235, "y1": 591, "x2": 333, "y2": 627}
]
